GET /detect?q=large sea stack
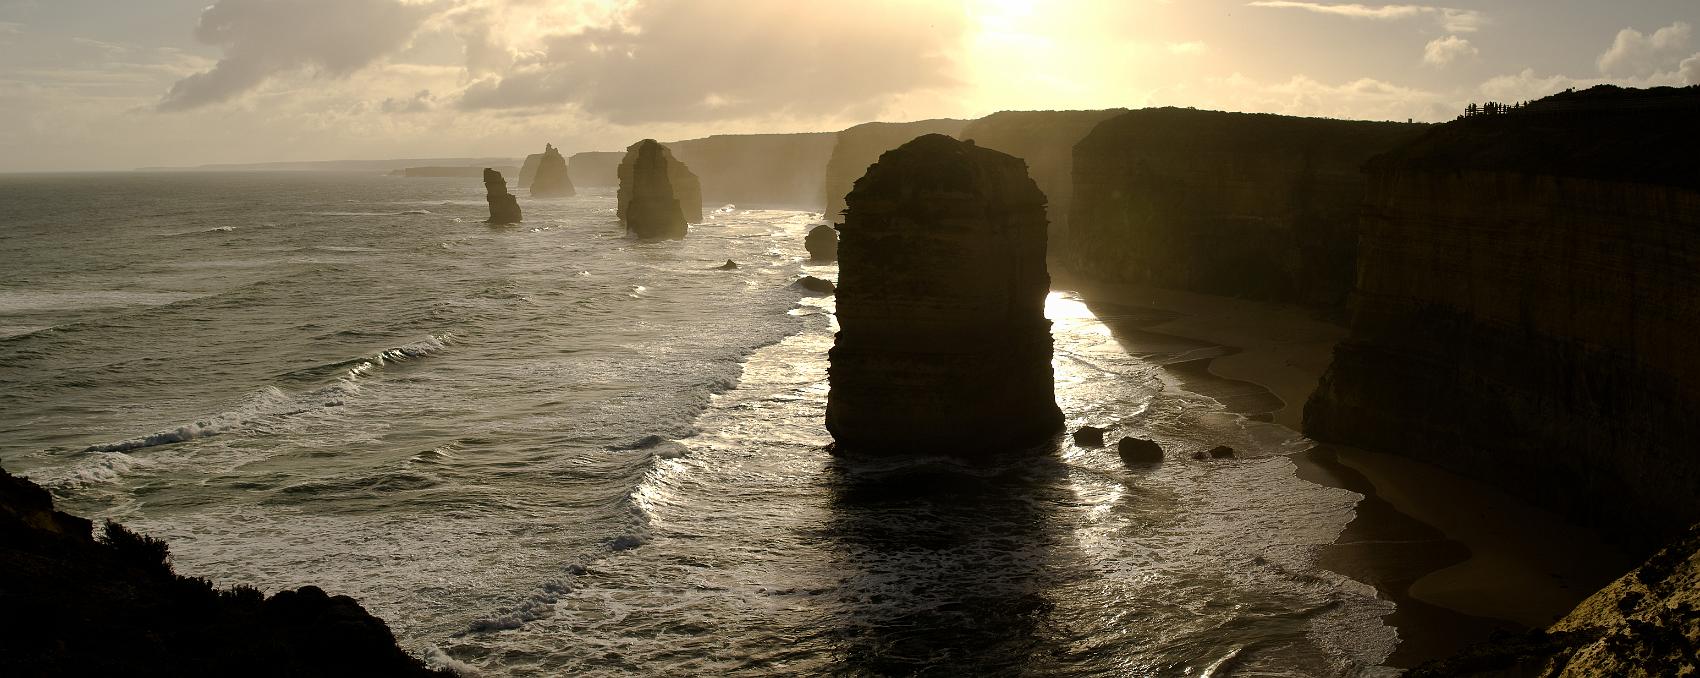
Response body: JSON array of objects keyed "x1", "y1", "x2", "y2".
[
  {"x1": 616, "y1": 139, "x2": 699, "y2": 240},
  {"x1": 823, "y1": 119, "x2": 968, "y2": 221},
  {"x1": 529, "y1": 143, "x2": 576, "y2": 197},
  {"x1": 483, "y1": 168, "x2": 521, "y2": 224},
  {"x1": 1304, "y1": 86, "x2": 1700, "y2": 549},
  {"x1": 1067, "y1": 108, "x2": 1428, "y2": 309},
  {"x1": 826, "y1": 134, "x2": 1062, "y2": 454}
]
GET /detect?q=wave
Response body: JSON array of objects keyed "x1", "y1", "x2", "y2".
[
  {"x1": 79, "y1": 334, "x2": 455, "y2": 457},
  {"x1": 307, "y1": 210, "x2": 433, "y2": 217}
]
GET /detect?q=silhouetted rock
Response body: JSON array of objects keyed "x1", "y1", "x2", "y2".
[
  {"x1": 1117, "y1": 437, "x2": 1164, "y2": 463},
  {"x1": 484, "y1": 167, "x2": 521, "y2": 224},
  {"x1": 1304, "y1": 85, "x2": 1700, "y2": 549},
  {"x1": 1412, "y1": 519, "x2": 1700, "y2": 676},
  {"x1": 716, "y1": 259, "x2": 738, "y2": 270},
  {"x1": 805, "y1": 224, "x2": 839, "y2": 262},
  {"x1": 1067, "y1": 108, "x2": 1427, "y2": 310},
  {"x1": 826, "y1": 134, "x2": 1062, "y2": 454},
  {"x1": 616, "y1": 140, "x2": 699, "y2": 239},
  {"x1": 1206, "y1": 445, "x2": 1235, "y2": 459},
  {"x1": 518, "y1": 152, "x2": 542, "y2": 187},
  {"x1": 529, "y1": 143, "x2": 576, "y2": 198},
  {"x1": 0, "y1": 467, "x2": 448, "y2": 677},
  {"x1": 1073, "y1": 426, "x2": 1107, "y2": 447},
  {"x1": 960, "y1": 109, "x2": 1125, "y2": 248},
  {"x1": 796, "y1": 275, "x2": 835, "y2": 294},
  {"x1": 823, "y1": 119, "x2": 968, "y2": 220}
]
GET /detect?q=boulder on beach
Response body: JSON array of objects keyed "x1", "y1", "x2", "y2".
[
  {"x1": 1117, "y1": 437, "x2": 1164, "y2": 464},
  {"x1": 1073, "y1": 426, "x2": 1107, "y2": 448},
  {"x1": 484, "y1": 168, "x2": 521, "y2": 224},
  {"x1": 825, "y1": 134, "x2": 1063, "y2": 455},
  {"x1": 805, "y1": 224, "x2": 839, "y2": 262}
]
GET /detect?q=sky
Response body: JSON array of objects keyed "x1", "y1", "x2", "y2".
[{"x1": 1, "y1": 0, "x2": 1696, "y2": 171}]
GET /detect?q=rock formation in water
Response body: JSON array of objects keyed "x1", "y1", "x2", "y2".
[
  {"x1": 1304, "y1": 86, "x2": 1700, "y2": 549},
  {"x1": 960, "y1": 109, "x2": 1125, "y2": 247},
  {"x1": 826, "y1": 134, "x2": 1062, "y2": 454},
  {"x1": 664, "y1": 133, "x2": 835, "y2": 209},
  {"x1": 0, "y1": 467, "x2": 448, "y2": 677},
  {"x1": 484, "y1": 168, "x2": 521, "y2": 224},
  {"x1": 1117, "y1": 437, "x2": 1163, "y2": 463},
  {"x1": 528, "y1": 144, "x2": 575, "y2": 197},
  {"x1": 615, "y1": 139, "x2": 698, "y2": 239},
  {"x1": 1411, "y1": 519, "x2": 1700, "y2": 676},
  {"x1": 1067, "y1": 108, "x2": 1428, "y2": 309},
  {"x1": 518, "y1": 152, "x2": 542, "y2": 188},
  {"x1": 567, "y1": 151, "x2": 623, "y2": 187},
  {"x1": 795, "y1": 275, "x2": 835, "y2": 294},
  {"x1": 823, "y1": 119, "x2": 968, "y2": 221},
  {"x1": 805, "y1": 225, "x2": 838, "y2": 262}
]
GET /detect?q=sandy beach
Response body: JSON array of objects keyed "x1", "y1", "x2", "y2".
[{"x1": 1053, "y1": 273, "x2": 1634, "y2": 666}]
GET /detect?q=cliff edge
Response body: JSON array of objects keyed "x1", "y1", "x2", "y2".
[{"x1": 959, "y1": 109, "x2": 1125, "y2": 248}]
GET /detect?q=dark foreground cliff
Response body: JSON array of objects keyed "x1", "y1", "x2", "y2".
[
  {"x1": 0, "y1": 467, "x2": 447, "y2": 677},
  {"x1": 1413, "y1": 520, "x2": 1700, "y2": 677},
  {"x1": 959, "y1": 109, "x2": 1124, "y2": 247},
  {"x1": 1305, "y1": 86, "x2": 1700, "y2": 550},
  {"x1": 826, "y1": 134, "x2": 1061, "y2": 454},
  {"x1": 1066, "y1": 108, "x2": 1427, "y2": 309},
  {"x1": 823, "y1": 119, "x2": 967, "y2": 221}
]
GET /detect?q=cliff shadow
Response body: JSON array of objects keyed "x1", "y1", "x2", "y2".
[{"x1": 818, "y1": 444, "x2": 1078, "y2": 675}]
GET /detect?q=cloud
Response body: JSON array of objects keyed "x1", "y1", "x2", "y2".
[
  {"x1": 455, "y1": 0, "x2": 965, "y2": 124},
  {"x1": 1166, "y1": 41, "x2": 1208, "y2": 55},
  {"x1": 1422, "y1": 35, "x2": 1476, "y2": 66},
  {"x1": 1597, "y1": 21, "x2": 1692, "y2": 76},
  {"x1": 1684, "y1": 53, "x2": 1700, "y2": 86},
  {"x1": 1247, "y1": 1, "x2": 1485, "y2": 32},
  {"x1": 1212, "y1": 72, "x2": 1449, "y2": 121},
  {"x1": 380, "y1": 89, "x2": 436, "y2": 113},
  {"x1": 158, "y1": 0, "x2": 444, "y2": 111}
]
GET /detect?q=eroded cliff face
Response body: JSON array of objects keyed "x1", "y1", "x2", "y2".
[
  {"x1": 960, "y1": 109, "x2": 1124, "y2": 247},
  {"x1": 484, "y1": 168, "x2": 521, "y2": 224},
  {"x1": 665, "y1": 133, "x2": 834, "y2": 208},
  {"x1": 616, "y1": 139, "x2": 695, "y2": 239},
  {"x1": 567, "y1": 151, "x2": 623, "y2": 187},
  {"x1": 529, "y1": 143, "x2": 576, "y2": 197},
  {"x1": 826, "y1": 134, "x2": 1062, "y2": 454},
  {"x1": 1305, "y1": 86, "x2": 1700, "y2": 548},
  {"x1": 823, "y1": 119, "x2": 967, "y2": 221},
  {"x1": 1066, "y1": 108, "x2": 1427, "y2": 309}
]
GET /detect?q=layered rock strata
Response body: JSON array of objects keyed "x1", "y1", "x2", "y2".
[
  {"x1": 826, "y1": 134, "x2": 1062, "y2": 454},
  {"x1": 1066, "y1": 108, "x2": 1427, "y2": 309},
  {"x1": 823, "y1": 119, "x2": 967, "y2": 221},
  {"x1": 483, "y1": 168, "x2": 521, "y2": 224},
  {"x1": 0, "y1": 467, "x2": 447, "y2": 676},
  {"x1": 959, "y1": 109, "x2": 1124, "y2": 246},
  {"x1": 616, "y1": 139, "x2": 698, "y2": 239},
  {"x1": 528, "y1": 143, "x2": 576, "y2": 197},
  {"x1": 1305, "y1": 86, "x2": 1700, "y2": 548}
]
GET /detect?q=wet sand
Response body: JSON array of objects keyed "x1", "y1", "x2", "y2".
[{"x1": 1053, "y1": 274, "x2": 1633, "y2": 667}]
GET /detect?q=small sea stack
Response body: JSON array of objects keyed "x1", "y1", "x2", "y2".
[
  {"x1": 529, "y1": 143, "x2": 576, "y2": 198},
  {"x1": 825, "y1": 134, "x2": 1063, "y2": 455},
  {"x1": 483, "y1": 168, "x2": 521, "y2": 224},
  {"x1": 805, "y1": 224, "x2": 838, "y2": 261},
  {"x1": 616, "y1": 139, "x2": 701, "y2": 240}
]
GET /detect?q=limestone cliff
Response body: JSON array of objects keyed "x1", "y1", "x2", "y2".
[
  {"x1": 959, "y1": 109, "x2": 1124, "y2": 247},
  {"x1": 567, "y1": 151, "x2": 623, "y2": 187},
  {"x1": 1066, "y1": 108, "x2": 1427, "y2": 309},
  {"x1": 529, "y1": 143, "x2": 576, "y2": 197},
  {"x1": 484, "y1": 167, "x2": 521, "y2": 224},
  {"x1": 0, "y1": 467, "x2": 448, "y2": 677},
  {"x1": 823, "y1": 119, "x2": 967, "y2": 221},
  {"x1": 665, "y1": 133, "x2": 835, "y2": 209},
  {"x1": 518, "y1": 152, "x2": 542, "y2": 188},
  {"x1": 1305, "y1": 86, "x2": 1700, "y2": 548},
  {"x1": 826, "y1": 134, "x2": 1062, "y2": 454},
  {"x1": 616, "y1": 139, "x2": 696, "y2": 239}
]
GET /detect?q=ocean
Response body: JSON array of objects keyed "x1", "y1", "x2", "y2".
[{"x1": 0, "y1": 172, "x2": 1398, "y2": 675}]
